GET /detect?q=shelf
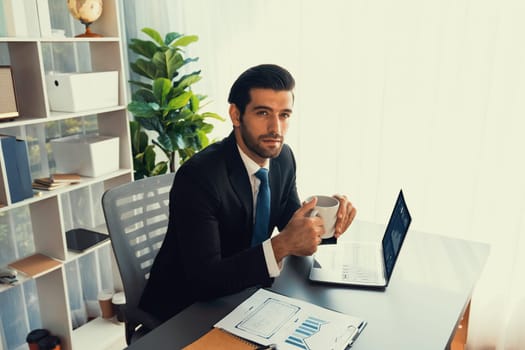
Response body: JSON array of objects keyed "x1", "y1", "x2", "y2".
[
  {"x1": 0, "y1": 271, "x2": 30, "y2": 293},
  {"x1": 0, "y1": 169, "x2": 132, "y2": 214},
  {"x1": 0, "y1": 37, "x2": 120, "y2": 43},
  {"x1": 64, "y1": 224, "x2": 111, "y2": 263},
  {"x1": 0, "y1": 106, "x2": 128, "y2": 129},
  {"x1": 8, "y1": 253, "x2": 62, "y2": 279},
  {"x1": 72, "y1": 317, "x2": 125, "y2": 350},
  {"x1": 0, "y1": 0, "x2": 130, "y2": 348}
]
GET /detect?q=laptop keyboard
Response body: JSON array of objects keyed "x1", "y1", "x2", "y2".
[{"x1": 341, "y1": 244, "x2": 379, "y2": 282}]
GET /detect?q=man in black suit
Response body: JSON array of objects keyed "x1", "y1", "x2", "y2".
[{"x1": 140, "y1": 64, "x2": 356, "y2": 322}]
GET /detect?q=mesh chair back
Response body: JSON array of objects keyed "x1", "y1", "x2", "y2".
[{"x1": 102, "y1": 173, "x2": 175, "y2": 310}]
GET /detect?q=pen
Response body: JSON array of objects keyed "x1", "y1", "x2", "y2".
[{"x1": 256, "y1": 344, "x2": 277, "y2": 350}]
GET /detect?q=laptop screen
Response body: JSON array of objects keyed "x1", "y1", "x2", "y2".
[{"x1": 382, "y1": 190, "x2": 412, "y2": 280}]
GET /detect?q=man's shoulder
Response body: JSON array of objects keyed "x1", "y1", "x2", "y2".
[
  {"x1": 177, "y1": 135, "x2": 233, "y2": 175},
  {"x1": 273, "y1": 143, "x2": 296, "y2": 167}
]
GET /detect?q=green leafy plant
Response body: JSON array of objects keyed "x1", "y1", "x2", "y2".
[{"x1": 127, "y1": 27, "x2": 224, "y2": 179}]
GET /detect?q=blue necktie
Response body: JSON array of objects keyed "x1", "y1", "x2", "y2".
[{"x1": 252, "y1": 168, "x2": 270, "y2": 246}]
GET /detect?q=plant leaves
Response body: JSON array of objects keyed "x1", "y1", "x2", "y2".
[
  {"x1": 190, "y1": 94, "x2": 199, "y2": 112},
  {"x1": 157, "y1": 132, "x2": 174, "y2": 151},
  {"x1": 128, "y1": 101, "x2": 160, "y2": 118},
  {"x1": 128, "y1": 38, "x2": 158, "y2": 59},
  {"x1": 200, "y1": 122, "x2": 214, "y2": 134},
  {"x1": 129, "y1": 120, "x2": 140, "y2": 153},
  {"x1": 165, "y1": 32, "x2": 183, "y2": 46},
  {"x1": 166, "y1": 107, "x2": 193, "y2": 123},
  {"x1": 151, "y1": 162, "x2": 168, "y2": 176},
  {"x1": 175, "y1": 74, "x2": 202, "y2": 91},
  {"x1": 130, "y1": 59, "x2": 158, "y2": 80},
  {"x1": 137, "y1": 115, "x2": 164, "y2": 134},
  {"x1": 129, "y1": 80, "x2": 152, "y2": 90},
  {"x1": 167, "y1": 91, "x2": 192, "y2": 111},
  {"x1": 152, "y1": 78, "x2": 172, "y2": 106},
  {"x1": 165, "y1": 49, "x2": 184, "y2": 80},
  {"x1": 151, "y1": 49, "x2": 184, "y2": 80},
  {"x1": 183, "y1": 57, "x2": 199, "y2": 66},
  {"x1": 142, "y1": 27, "x2": 164, "y2": 46},
  {"x1": 143, "y1": 145, "x2": 157, "y2": 171},
  {"x1": 202, "y1": 112, "x2": 226, "y2": 121},
  {"x1": 132, "y1": 89, "x2": 156, "y2": 103},
  {"x1": 170, "y1": 35, "x2": 199, "y2": 48}
]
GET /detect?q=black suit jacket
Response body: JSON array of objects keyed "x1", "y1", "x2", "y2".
[{"x1": 140, "y1": 132, "x2": 301, "y2": 322}]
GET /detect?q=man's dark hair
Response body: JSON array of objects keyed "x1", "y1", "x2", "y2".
[{"x1": 228, "y1": 64, "x2": 295, "y2": 115}]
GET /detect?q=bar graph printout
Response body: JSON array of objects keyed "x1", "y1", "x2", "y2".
[{"x1": 215, "y1": 289, "x2": 366, "y2": 350}]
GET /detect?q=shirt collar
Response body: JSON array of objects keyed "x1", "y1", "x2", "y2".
[{"x1": 237, "y1": 145, "x2": 270, "y2": 176}]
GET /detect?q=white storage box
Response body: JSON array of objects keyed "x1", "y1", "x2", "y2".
[
  {"x1": 45, "y1": 71, "x2": 119, "y2": 112},
  {"x1": 51, "y1": 135, "x2": 119, "y2": 177}
]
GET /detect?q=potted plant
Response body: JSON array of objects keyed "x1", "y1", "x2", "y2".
[{"x1": 127, "y1": 27, "x2": 224, "y2": 179}]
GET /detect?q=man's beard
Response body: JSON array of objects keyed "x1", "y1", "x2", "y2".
[{"x1": 239, "y1": 121, "x2": 284, "y2": 159}]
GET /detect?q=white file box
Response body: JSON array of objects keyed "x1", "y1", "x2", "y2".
[
  {"x1": 46, "y1": 71, "x2": 118, "y2": 112},
  {"x1": 51, "y1": 135, "x2": 119, "y2": 177}
]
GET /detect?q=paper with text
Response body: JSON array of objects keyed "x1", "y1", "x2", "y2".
[{"x1": 214, "y1": 289, "x2": 366, "y2": 350}]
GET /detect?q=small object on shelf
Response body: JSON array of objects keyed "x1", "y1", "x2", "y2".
[
  {"x1": 26, "y1": 329, "x2": 51, "y2": 350},
  {"x1": 67, "y1": 0, "x2": 103, "y2": 38},
  {"x1": 45, "y1": 71, "x2": 118, "y2": 112},
  {"x1": 98, "y1": 289, "x2": 115, "y2": 319},
  {"x1": 51, "y1": 173, "x2": 81, "y2": 182},
  {"x1": 111, "y1": 292, "x2": 126, "y2": 322},
  {"x1": 37, "y1": 335, "x2": 61, "y2": 350},
  {"x1": 50, "y1": 28, "x2": 66, "y2": 38},
  {"x1": 0, "y1": 266, "x2": 18, "y2": 285},
  {"x1": 0, "y1": 66, "x2": 19, "y2": 121},
  {"x1": 8, "y1": 253, "x2": 61, "y2": 278},
  {"x1": 51, "y1": 135, "x2": 119, "y2": 177},
  {"x1": 32, "y1": 173, "x2": 81, "y2": 191},
  {"x1": 65, "y1": 228, "x2": 109, "y2": 252},
  {"x1": 32, "y1": 178, "x2": 72, "y2": 191}
]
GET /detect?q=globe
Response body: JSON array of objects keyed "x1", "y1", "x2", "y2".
[{"x1": 67, "y1": 0, "x2": 103, "y2": 37}]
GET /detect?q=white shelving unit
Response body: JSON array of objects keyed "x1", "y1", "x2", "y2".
[{"x1": 0, "y1": 1, "x2": 131, "y2": 349}]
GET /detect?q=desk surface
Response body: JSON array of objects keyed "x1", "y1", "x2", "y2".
[{"x1": 126, "y1": 221, "x2": 489, "y2": 350}]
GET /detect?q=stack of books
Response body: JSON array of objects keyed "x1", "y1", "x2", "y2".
[{"x1": 32, "y1": 173, "x2": 81, "y2": 191}]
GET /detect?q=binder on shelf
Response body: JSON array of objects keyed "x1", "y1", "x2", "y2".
[{"x1": 0, "y1": 135, "x2": 33, "y2": 203}]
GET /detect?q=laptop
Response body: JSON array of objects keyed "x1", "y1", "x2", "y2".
[{"x1": 309, "y1": 189, "x2": 412, "y2": 288}]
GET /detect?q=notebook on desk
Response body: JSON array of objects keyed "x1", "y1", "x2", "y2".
[{"x1": 309, "y1": 189, "x2": 412, "y2": 288}]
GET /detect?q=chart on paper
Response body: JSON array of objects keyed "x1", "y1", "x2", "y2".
[
  {"x1": 215, "y1": 288, "x2": 365, "y2": 350},
  {"x1": 285, "y1": 316, "x2": 328, "y2": 349}
]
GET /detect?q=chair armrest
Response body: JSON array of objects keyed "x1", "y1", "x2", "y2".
[{"x1": 124, "y1": 305, "x2": 162, "y2": 331}]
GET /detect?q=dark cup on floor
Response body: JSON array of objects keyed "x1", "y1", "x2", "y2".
[
  {"x1": 26, "y1": 329, "x2": 50, "y2": 350},
  {"x1": 37, "y1": 335, "x2": 61, "y2": 350}
]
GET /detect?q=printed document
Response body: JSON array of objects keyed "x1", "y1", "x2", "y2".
[{"x1": 214, "y1": 289, "x2": 366, "y2": 350}]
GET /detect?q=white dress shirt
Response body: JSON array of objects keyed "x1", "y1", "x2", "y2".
[{"x1": 237, "y1": 145, "x2": 281, "y2": 277}]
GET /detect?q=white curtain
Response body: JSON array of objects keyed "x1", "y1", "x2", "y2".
[{"x1": 121, "y1": 1, "x2": 525, "y2": 348}]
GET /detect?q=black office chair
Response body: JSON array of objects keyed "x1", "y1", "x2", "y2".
[{"x1": 101, "y1": 173, "x2": 175, "y2": 344}]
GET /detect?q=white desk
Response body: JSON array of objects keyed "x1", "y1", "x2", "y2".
[{"x1": 126, "y1": 221, "x2": 489, "y2": 349}]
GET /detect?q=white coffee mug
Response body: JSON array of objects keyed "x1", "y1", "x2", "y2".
[{"x1": 306, "y1": 195, "x2": 340, "y2": 239}]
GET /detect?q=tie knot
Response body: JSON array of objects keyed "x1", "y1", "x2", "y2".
[{"x1": 255, "y1": 168, "x2": 269, "y2": 183}]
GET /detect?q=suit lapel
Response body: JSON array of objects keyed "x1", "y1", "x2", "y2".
[
  {"x1": 269, "y1": 158, "x2": 281, "y2": 226},
  {"x1": 224, "y1": 133, "x2": 253, "y2": 220}
]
